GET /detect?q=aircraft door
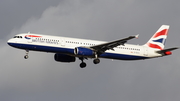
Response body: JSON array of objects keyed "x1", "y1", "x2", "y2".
[
  {"x1": 60, "y1": 38, "x2": 66, "y2": 46},
  {"x1": 26, "y1": 32, "x2": 32, "y2": 43},
  {"x1": 143, "y1": 47, "x2": 148, "y2": 56},
  {"x1": 27, "y1": 37, "x2": 32, "y2": 43}
]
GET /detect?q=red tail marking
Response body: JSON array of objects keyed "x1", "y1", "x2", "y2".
[
  {"x1": 148, "y1": 43, "x2": 163, "y2": 50},
  {"x1": 153, "y1": 29, "x2": 168, "y2": 38}
]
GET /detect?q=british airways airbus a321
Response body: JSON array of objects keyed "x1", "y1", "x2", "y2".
[{"x1": 7, "y1": 25, "x2": 178, "y2": 68}]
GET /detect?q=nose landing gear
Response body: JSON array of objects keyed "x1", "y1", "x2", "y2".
[{"x1": 24, "y1": 50, "x2": 29, "y2": 59}]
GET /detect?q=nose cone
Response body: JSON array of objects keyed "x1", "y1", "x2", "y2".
[{"x1": 7, "y1": 39, "x2": 15, "y2": 46}]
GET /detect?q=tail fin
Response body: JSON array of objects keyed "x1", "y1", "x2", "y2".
[{"x1": 144, "y1": 25, "x2": 170, "y2": 50}]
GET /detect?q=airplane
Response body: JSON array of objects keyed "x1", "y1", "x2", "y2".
[{"x1": 7, "y1": 25, "x2": 178, "y2": 68}]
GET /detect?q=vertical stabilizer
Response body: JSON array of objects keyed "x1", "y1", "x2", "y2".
[{"x1": 144, "y1": 25, "x2": 169, "y2": 50}]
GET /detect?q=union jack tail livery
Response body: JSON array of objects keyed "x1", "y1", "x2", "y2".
[{"x1": 144, "y1": 25, "x2": 169, "y2": 50}]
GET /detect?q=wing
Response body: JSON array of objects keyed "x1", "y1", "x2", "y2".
[{"x1": 90, "y1": 34, "x2": 139, "y2": 54}]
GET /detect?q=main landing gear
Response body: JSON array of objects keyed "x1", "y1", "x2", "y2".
[
  {"x1": 93, "y1": 58, "x2": 100, "y2": 64},
  {"x1": 93, "y1": 53, "x2": 100, "y2": 64},
  {"x1": 79, "y1": 57, "x2": 100, "y2": 68},
  {"x1": 24, "y1": 50, "x2": 29, "y2": 59},
  {"x1": 79, "y1": 57, "x2": 86, "y2": 68}
]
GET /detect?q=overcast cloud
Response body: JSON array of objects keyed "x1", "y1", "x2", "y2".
[{"x1": 1, "y1": 0, "x2": 180, "y2": 101}]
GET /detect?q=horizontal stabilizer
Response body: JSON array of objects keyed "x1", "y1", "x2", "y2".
[{"x1": 156, "y1": 47, "x2": 179, "y2": 54}]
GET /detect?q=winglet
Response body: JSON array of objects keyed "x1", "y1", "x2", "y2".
[{"x1": 135, "y1": 34, "x2": 139, "y2": 39}]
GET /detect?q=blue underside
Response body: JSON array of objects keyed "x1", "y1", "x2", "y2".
[{"x1": 8, "y1": 43, "x2": 148, "y2": 60}]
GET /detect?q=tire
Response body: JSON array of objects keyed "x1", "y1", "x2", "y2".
[
  {"x1": 24, "y1": 55, "x2": 28, "y2": 59},
  {"x1": 93, "y1": 59, "x2": 100, "y2": 64},
  {"x1": 80, "y1": 62, "x2": 86, "y2": 68}
]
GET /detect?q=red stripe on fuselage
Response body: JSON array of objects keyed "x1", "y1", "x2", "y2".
[
  {"x1": 153, "y1": 29, "x2": 168, "y2": 38},
  {"x1": 25, "y1": 35, "x2": 42, "y2": 38}
]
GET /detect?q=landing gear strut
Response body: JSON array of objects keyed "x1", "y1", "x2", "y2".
[
  {"x1": 78, "y1": 52, "x2": 100, "y2": 68},
  {"x1": 24, "y1": 50, "x2": 29, "y2": 59},
  {"x1": 79, "y1": 57, "x2": 86, "y2": 68},
  {"x1": 93, "y1": 53, "x2": 100, "y2": 64}
]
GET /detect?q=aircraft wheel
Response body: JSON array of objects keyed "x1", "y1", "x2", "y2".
[
  {"x1": 93, "y1": 58, "x2": 100, "y2": 64},
  {"x1": 80, "y1": 62, "x2": 86, "y2": 68},
  {"x1": 24, "y1": 55, "x2": 29, "y2": 59}
]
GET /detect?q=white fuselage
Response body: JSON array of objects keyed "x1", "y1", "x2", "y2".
[{"x1": 7, "y1": 33, "x2": 162, "y2": 60}]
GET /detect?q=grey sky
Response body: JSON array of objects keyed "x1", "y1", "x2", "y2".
[
  {"x1": 0, "y1": 0, "x2": 61, "y2": 38},
  {"x1": 1, "y1": 0, "x2": 180, "y2": 101}
]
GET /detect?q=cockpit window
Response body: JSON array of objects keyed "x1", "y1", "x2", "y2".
[{"x1": 13, "y1": 36, "x2": 22, "y2": 38}]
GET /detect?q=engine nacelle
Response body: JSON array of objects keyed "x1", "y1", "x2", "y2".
[
  {"x1": 54, "y1": 53, "x2": 76, "y2": 62},
  {"x1": 74, "y1": 47, "x2": 95, "y2": 56}
]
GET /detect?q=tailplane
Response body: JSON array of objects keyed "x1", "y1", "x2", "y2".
[
  {"x1": 156, "y1": 47, "x2": 179, "y2": 55},
  {"x1": 144, "y1": 25, "x2": 169, "y2": 50}
]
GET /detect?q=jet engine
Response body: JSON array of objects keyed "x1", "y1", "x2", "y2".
[
  {"x1": 74, "y1": 47, "x2": 95, "y2": 56},
  {"x1": 54, "y1": 53, "x2": 76, "y2": 62}
]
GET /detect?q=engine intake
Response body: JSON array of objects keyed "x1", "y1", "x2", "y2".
[
  {"x1": 54, "y1": 53, "x2": 76, "y2": 62},
  {"x1": 74, "y1": 47, "x2": 95, "y2": 56}
]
